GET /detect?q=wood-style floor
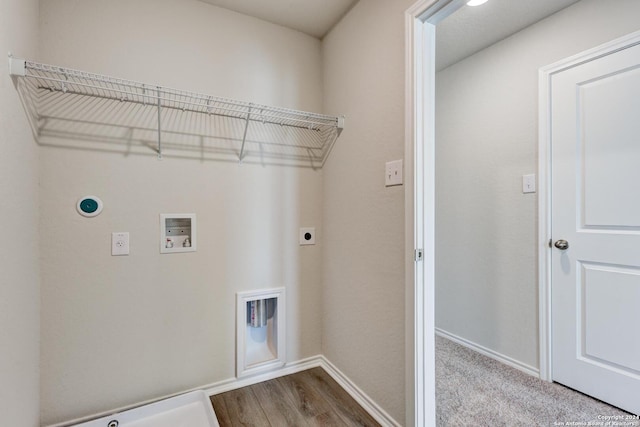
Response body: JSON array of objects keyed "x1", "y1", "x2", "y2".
[{"x1": 210, "y1": 367, "x2": 381, "y2": 427}]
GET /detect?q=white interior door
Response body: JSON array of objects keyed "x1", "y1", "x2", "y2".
[{"x1": 551, "y1": 37, "x2": 640, "y2": 415}]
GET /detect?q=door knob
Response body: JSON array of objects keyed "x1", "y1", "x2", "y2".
[{"x1": 554, "y1": 239, "x2": 569, "y2": 250}]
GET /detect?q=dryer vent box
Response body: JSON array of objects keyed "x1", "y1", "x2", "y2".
[
  {"x1": 236, "y1": 288, "x2": 286, "y2": 378},
  {"x1": 160, "y1": 213, "x2": 196, "y2": 253}
]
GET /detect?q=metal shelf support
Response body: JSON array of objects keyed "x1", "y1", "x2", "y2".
[{"x1": 239, "y1": 105, "x2": 252, "y2": 162}]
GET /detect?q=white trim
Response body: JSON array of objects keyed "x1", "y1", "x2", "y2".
[
  {"x1": 405, "y1": 1, "x2": 470, "y2": 426},
  {"x1": 46, "y1": 354, "x2": 402, "y2": 427},
  {"x1": 206, "y1": 354, "x2": 323, "y2": 396},
  {"x1": 403, "y1": 5, "x2": 417, "y2": 422},
  {"x1": 538, "y1": 51, "x2": 553, "y2": 383},
  {"x1": 436, "y1": 328, "x2": 539, "y2": 378},
  {"x1": 209, "y1": 355, "x2": 403, "y2": 427},
  {"x1": 45, "y1": 356, "x2": 323, "y2": 427},
  {"x1": 537, "y1": 29, "x2": 640, "y2": 384},
  {"x1": 539, "y1": 30, "x2": 640, "y2": 78},
  {"x1": 320, "y1": 357, "x2": 403, "y2": 427},
  {"x1": 404, "y1": 5, "x2": 431, "y2": 426}
]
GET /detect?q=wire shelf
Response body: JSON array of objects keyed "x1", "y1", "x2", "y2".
[{"x1": 9, "y1": 56, "x2": 344, "y2": 167}]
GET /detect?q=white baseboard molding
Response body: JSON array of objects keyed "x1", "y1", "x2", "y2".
[
  {"x1": 46, "y1": 356, "x2": 325, "y2": 427},
  {"x1": 206, "y1": 354, "x2": 401, "y2": 427},
  {"x1": 46, "y1": 354, "x2": 400, "y2": 427},
  {"x1": 204, "y1": 354, "x2": 324, "y2": 395},
  {"x1": 435, "y1": 327, "x2": 539, "y2": 378},
  {"x1": 319, "y1": 356, "x2": 402, "y2": 427}
]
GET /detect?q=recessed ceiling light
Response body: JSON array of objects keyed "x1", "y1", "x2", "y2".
[{"x1": 467, "y1": 0, "x2": 489, "y2": 6}]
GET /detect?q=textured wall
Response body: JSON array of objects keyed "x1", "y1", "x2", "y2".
[
  {"x1": 435, "y1": 0, "x2": 640, "y2": 369},
  {"x1": 321, "y1": 0, "x2": 416, "y2": 423},
  {"x1": 38, "y1": 0, "x2": 324, "y2": 424},
  {"x1": 0, "y1": 0, "x2": 40, "y2": 425}
]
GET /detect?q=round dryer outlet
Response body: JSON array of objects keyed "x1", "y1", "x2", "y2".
[{"x1": 299, "y1": 227, "x2": 315, "y2": 245}]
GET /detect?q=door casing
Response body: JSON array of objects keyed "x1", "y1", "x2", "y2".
[
  {"x1": 537, "y1": 29, "x2": 640, "y2": 382},
  {"x1": 409, "y1": 0, "x2": 640, "y2": 423},
  {"x1": 405, "y1": 1, "x2": 470, "y2": 426}
]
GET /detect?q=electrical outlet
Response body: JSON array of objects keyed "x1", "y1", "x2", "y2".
[
  {"x1": 112, "y1": 232, "x2": 130, "y2": 256},
  {"x1": 299, "y1": 227, "x2": 315, "y2": 245}
]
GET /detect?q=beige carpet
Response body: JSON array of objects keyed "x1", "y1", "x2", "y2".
[{"x1": 436, "y1": 335, "x2": 638, "y2": 426}]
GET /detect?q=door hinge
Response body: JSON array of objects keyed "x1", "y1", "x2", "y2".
[{"x1": 414, "y1": 249, "x2": 424, "y2": 261}]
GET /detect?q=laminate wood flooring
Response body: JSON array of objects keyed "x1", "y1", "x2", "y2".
[{"x1": 210, "y1": 367, "x2": 381, "y2": 427}]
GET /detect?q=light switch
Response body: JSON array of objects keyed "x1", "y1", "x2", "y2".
[
  {"x1": 522, "y1": 174, "x2": 536, "y2": 194},
  {"x1": 386, "y1": 160, "x2": 403, "y2": 187},
  {"x1": 112, "y1": 232, "x2": 130, "y2": 256}
]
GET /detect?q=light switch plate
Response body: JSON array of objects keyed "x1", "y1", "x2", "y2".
[
  {"x1": 112, "y1": 232, "x2": 130, "y2": 256},
  {"x1": 522, "y1": 174, "x2": 536, "y2": 193},
  {"x1": 386, "y1": 160, "x2": 403, "y2": 186}
]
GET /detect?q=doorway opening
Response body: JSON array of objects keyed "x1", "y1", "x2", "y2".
[{"x1": 404, "y1": 0, "x2": 631, "y2": 425}]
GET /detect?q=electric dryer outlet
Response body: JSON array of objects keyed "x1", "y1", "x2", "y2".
[{"x1": 299, "y1": 228, "x2": 315, "y2": 245}]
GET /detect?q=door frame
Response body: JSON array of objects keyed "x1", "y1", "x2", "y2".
[
  {"x1": 409, "y1": 0, "x2": 640, "y2": 421},
  {"x1": 537, "y1": 29, "x2": 640, "y2": 383},
  {"x1": 405, "y1": 1, "x2": 469, "y2": 426}
]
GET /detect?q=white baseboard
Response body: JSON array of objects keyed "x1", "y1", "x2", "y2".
[
  {"x1": 435, "y1": 327, "x2": 539, "y2": 378},
  {"x1": 46, "y1": 356, "x2": 325, "y2": 427},
  {"x1": 46, "y1": 354, "x2": 400, "y2": 427},
  {"x1": 204, "y1": 354, "x2": 324, "y2": 395},
  {"x1": 206, "y1": 354, "x2": 401, "y2": 427},
  {"x1": 319, "y1": 356, "x2": 402, "y2": 427}
]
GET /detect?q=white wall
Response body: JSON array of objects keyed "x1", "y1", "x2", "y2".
[
  {"x1": 38, "y1": 0, "x2": 324, "y2": 424},
  {"x1": 321, "y1": 0, "x2": 415, "y2": 423},
  {"x1": 435, "y1": 0, "x2": 640, "y2": 369},
  {"x1": 0, "y1": 0, "x2": 40, "y2": 425}
]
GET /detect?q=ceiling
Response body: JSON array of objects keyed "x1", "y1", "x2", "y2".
[
  {"x1": 197, "y1": 0, "x2": 581, "y2": 65},
  {"x1": 436, "y1": 0, "x2": 581, "y2": 70},
  {"x1": 197, "y1": 0, "x2": 359, "y2": 39}
]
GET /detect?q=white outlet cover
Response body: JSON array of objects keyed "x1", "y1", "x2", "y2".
[
  {"x1": 299, "y1": 227, "x2": 315, "y2": 245},
  {"x1": 112, "y1": 232, "x2": 130, "y2": 256}
]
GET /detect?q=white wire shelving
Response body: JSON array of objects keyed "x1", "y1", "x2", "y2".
[{"x1": 9, "y1": 56, "x2": 344, "y2": 167}]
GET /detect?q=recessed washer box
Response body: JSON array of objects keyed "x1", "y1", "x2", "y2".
[{"x1": 160, "y1": 214, "x2": 196, "y2": 254}]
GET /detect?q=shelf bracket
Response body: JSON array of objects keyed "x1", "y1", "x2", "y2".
[
  {"x1": 337, "y1": 115, "x2": 346, "y2": 133},
  {"x1": 8, "y1": 55, "x2": 26, "y2": 77},
  {"x1": 239, "y1": 105, "x2": 252, "y2": 162},
  {"x1": 156, "y1": 86, "x2": 162, "y2": 159}
]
